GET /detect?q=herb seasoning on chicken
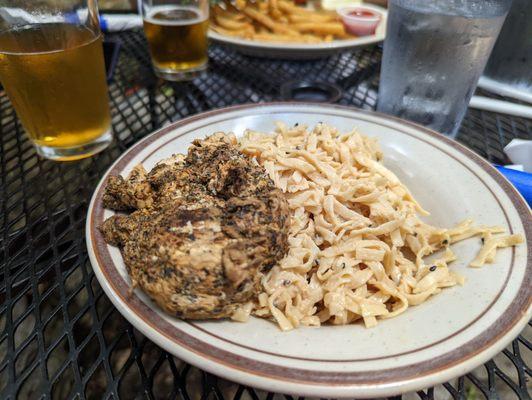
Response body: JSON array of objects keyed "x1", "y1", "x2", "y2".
[{"x1": 100, "y1": 133, "x2": 290, "y2": 319}]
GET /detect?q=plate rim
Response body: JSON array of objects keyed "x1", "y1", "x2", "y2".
[
  {"x1": 86, "y1": 102, "x2": 531, "y2": 397},
  {"x1": 207, "y1": 5, "x2": 387, "y2": 53}
]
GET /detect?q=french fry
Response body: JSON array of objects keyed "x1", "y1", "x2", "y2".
[
  {"x1": 235, "y1": 0, "x2": 247, "y2": 9},
  {"x1": 215, "y1": 15, "x2": 253, "y2": 30},
  {"x1": 278, "y1": 0, "x2": 335, "y2": 17},
  {"x1": 210, "y1": 0, "x2": 352, "y2": 43},
  {"x1": 292, "y1": 22, "x2": 347, "y2": 37},
  {"x1": 251, "y1": 33, "x2": 304, "y2": 42},
  {"x1": 251, "y1": 32, "x2": 322, "y2": 43},
  {"x1": 277, "y1": 0, "x2": 304, "y2": 13},
  {"x1": 269, "y1": 0, "x2": 283, "y2": 19},
  {"x1": 287, "y1": 13, "x2": 337, "y2": 23},
  {"x1": 212, "y1": 5, "x2": 246, "y2": 21},
  {"x1": 242, "y1": 6, "x2": 299, "y2": 35},
  {"x1": 258, "y1": 1, "x2": 269, "y2": 13}
]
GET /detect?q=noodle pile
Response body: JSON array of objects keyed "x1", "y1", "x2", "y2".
[{"x1": 236, "y1": 122, "x2": 523, "y2": 330}]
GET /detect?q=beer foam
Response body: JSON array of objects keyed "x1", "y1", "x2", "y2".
[{"x1": 144, "y1": 6, "x2": 207, "y2": 26}]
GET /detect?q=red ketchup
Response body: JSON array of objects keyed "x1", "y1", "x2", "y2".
[
  {"x1": 350, "y1": 9, "x2": 377, "y2": 18},
  {"x1": 338, "y1": 7, "x2": 382, "y2": 36}
]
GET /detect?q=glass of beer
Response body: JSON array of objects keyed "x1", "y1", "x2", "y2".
[
  {"x1": 0, "y1": 0, "x2": 112, "y2": 161},
  {"x1": 140, "y1": 0, "x2": 209, "y2": 81}
]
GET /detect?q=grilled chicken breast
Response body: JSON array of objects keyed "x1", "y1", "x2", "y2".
[{"x1": 100, "y1": 133, "x2": 289, "y2": 319}]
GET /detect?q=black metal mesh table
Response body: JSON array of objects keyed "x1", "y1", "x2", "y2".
[{"x1": 1, "y1": 31, "x2": 530, "y2": 400}]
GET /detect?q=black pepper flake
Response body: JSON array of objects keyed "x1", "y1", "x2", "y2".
[
  {"x1": 283, "y1": 280, "x2": 291, "y2": 286},
  {"x1": 429, "y1": 265, "x2": 437, "y2": 272},
  {"x1": 341, "y1": 263, "x2": 346, "y2": 269},
  {"x1": 294, "y1": 122, "x2": 299, "y2": 126},
  {"x1": 481, "y1": 237, "x2": 485, "y2": 244},
  {"x1": 442, "y1": 239, "x2": 448, "y2": 245}
]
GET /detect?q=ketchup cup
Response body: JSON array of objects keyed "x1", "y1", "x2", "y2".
[{"x1": 338, "y1": 6, "x2": 382, "y2": 36}]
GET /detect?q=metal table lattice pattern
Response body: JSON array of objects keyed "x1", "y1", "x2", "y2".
[{"x1": 0, "y1": 31, "x2": 530, "y2": 400}]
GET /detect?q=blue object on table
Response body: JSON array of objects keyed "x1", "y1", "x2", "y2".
[
  {"x1": 99, "y1": 14, "x2": 143, "y2": 32},
  {"x1": 495, "y1": 165, "x2": 532, "y2": 206},
  {"x1": 103, "y1": 40, "x2": 121, "y2": 83}
]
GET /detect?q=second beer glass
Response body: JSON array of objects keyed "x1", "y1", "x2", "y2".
[{"x1": 141, "y1": 0, "x2": 209, "y2": 81}]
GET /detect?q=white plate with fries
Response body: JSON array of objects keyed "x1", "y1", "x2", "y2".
[
  {"x1": 87, "y1": 103, "x2": 530, "y2": 398},
  {"x1": 209, "y1": 1, "x2": 387, "y2": 58}
]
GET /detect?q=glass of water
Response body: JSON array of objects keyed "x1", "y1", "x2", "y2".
[
  {"x1": 483, "y1": 0, "x2": 532, "y2": 94},
  {"x1": 377, "y1": 0, "x2": 513, "y2": 138}
]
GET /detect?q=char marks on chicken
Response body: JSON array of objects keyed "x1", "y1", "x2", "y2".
[{"x1": 100, "y1": 133, "x2": 289, "y2": 319}]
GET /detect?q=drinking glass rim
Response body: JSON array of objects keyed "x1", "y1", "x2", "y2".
[{"x1": 0, "y1": 24, "x2": 102, "y2": 56}]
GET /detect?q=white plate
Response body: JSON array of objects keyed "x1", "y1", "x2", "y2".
[
  {"x1": 208, "y1": 5, "x2": 387, "y2": 59},
  {"x1": 86, "y1": 103, "x2": 531, "y2": 398}
]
